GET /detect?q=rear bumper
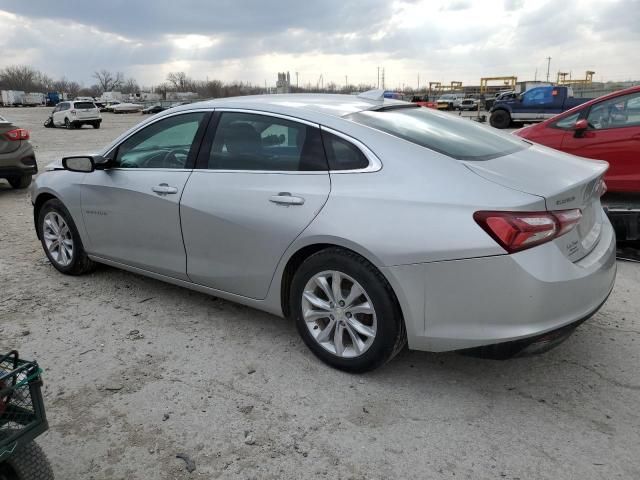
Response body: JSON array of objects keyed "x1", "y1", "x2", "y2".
[
  {"x1": 385, "y1": 217, "x2": 617, "y2": 352},
  {"x1": 0, "y1": 148, "x2": 38, "y2": 176}
]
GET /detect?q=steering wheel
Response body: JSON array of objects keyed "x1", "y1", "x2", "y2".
[{"x1": 161, "y1": 148, "x2": 190, "y2": 168}]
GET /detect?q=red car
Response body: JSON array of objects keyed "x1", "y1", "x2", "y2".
[{"x1": 514, "y1": 85, "x2": 640, "y2": 193}]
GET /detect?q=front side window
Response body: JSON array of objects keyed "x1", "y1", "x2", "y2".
[
  {"x1": 208, "y1": 112, "x2": 326, "y2": 171},
  {"x1": 552, "y1": 112, "x2": 581, "y2": 130},
  {"x1": 346, "y1": 106, "x2": 527, "y2": 161},
  {"x1": 114, "y1": 112, "x2": 205, "y2": 168},
  {"x1": 587, "y1": 92, "x2": 640, "y2": 130},
  {"x1": 522, "y1": 88, "x2": 552, "y2": 106}
]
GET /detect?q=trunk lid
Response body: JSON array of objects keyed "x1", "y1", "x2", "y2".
[{"x1": 464, "y1": 144, "x2": 608, "y2": 262}]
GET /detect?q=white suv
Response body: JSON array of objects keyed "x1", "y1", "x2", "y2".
[{"x1": 52, "y1": 101, "x2": 102, "y2": 129}]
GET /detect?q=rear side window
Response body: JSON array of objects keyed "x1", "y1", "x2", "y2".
[
  {"x1": 321, "y1": 131, "x2": 369, "y2": 170},
  {"x1": 74, "y1": 102, "x2": 96, "y2": 109},
  {"x1": 346, "y1": 107, "x2": 527, "y2": 161},
  {"x1": 208, "y1": 112, "x2": 327, "y2": 171}
]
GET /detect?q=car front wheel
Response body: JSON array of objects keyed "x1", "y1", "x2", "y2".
[
  {"x1": 290, "y1": 248, "x2": 406, "y2": 372},
  {"x1": 37, "y1": 198, "x2": 96, "y2": 275}
]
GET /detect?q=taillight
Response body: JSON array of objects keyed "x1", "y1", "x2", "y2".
[
  {"x1": 70, "y1": 110, "x2": 77, "y2": 115},
  {"x1": 3, "y1": 128, "x2": 30, "y2": 141},
  {"x1": 474, "y1": 209, "x2": 582, "y2": 253}
]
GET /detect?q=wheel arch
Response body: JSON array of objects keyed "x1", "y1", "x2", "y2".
[
  {"x1": 278, "y1": 241, "x2": 406, "y2": 329},
  {"x1": 33, "y1": 192, "x2": 59, "y2": 239}
]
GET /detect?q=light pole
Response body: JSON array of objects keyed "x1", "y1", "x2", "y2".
[{"x1": 545, "y1": 56, "x2": 552, "y2": 82}]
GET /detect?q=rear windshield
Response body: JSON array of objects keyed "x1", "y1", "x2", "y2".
[
  {"x1": 74, "y1": 102, "x2": 96, "y2": 109},
  {"x1": 346, "y1": 107, "x2": 528, "y2": 161}
]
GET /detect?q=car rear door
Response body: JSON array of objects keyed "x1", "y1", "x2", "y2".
[
  {"x1": 180, "y1": 110, "x2": 331, "y2": 299},
  {"x1": 560, "y1": 91, "x2": 640, "y2": 192},
  {"x1": 80, "y1": 111, "x2": 210, "y2": 279},
  {"x1": 52, "y1": 103, "x2": 67, "y2": 126}
]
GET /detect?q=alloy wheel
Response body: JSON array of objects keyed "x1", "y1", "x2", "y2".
[
  {"x1": 43, "y1": 212, "x2": 74, "y2": 267},
  {"x1": 302, "y1": 270, "x2": 377, "y2": 358}
]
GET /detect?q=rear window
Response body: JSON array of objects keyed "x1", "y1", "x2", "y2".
[
  {"x1": 74, "y1": 102, "x2": 96, "y2": 109},
  {"x1": 346, "y1": 107, "x2": 528, "y2": 161}
]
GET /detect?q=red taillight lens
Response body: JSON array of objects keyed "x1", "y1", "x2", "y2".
[
  {"x1": 4, "y1": 128, "x2": 30, "y2": 141},
  {"x1": 474, "y1": 209, "x2": 582, "y2": 253}
]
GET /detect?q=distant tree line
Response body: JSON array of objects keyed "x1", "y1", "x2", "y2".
[{"x1": 0, "y1": 64, "x2": 378, "y2": 100}]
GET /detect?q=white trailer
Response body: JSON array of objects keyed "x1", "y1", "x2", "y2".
[
  {"x1": 22, "y1": 92, "x2": 45, "y2": 106},
  {"x1": 1, "y1": 90, "x2": 26, "y2": 106}
]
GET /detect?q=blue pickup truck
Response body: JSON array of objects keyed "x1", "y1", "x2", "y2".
[{"x1": 489, "y1": 86, "x2": 592, "y2": 129}]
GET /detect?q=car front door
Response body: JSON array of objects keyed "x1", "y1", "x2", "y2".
[
  {"x1": 80, "y1": 111, "x2": 210, "y2": 279},
  {"x1": 52, "y1": 103, "x2": 67, "y2": 126},
  {"x1": 180, "y1": 111, "x2": 331, "y2": 299},
  {"x1": 560, "y1": 91, "x2": 640, "y2": 192}
]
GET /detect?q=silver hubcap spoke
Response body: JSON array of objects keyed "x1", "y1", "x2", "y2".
[
  {"x1": 302, "y1": 270, "x2": 377, "y2": 359},
  {"x1": 43, "y1": 212, "x2": 74, "y2": 267}
]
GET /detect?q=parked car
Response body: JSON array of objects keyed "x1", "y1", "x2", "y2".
[
  {"x1": 0, "y1": 114, "x2": 37, "y2": 188},
  {"x1": 50, "y1": 101, "x2": 102, "y2": 129},
  {"x1": 458, "y1": 98, "x2": 480, "y2": 111},
  {"x1": 31, "y1": 92, "x2": 615, "y2": 372},
  {"x1": 112, "y1": 102, "x2": 144, "y2": 114},
  {"x1": 436, "y1": 93, "x2": 464, "y2": 110},
  {"x1": 408, "y1": 95, "x2": 438, "y2": 109},
  {"x1": 141, "y1": 104, "x2": 166, "y2": 114},
  {"x1": 490, "y1": 86, "x2": 592, "y2": 129},
  {"x1": 514, "y1": 86, "x2": 640, "y2": 241}
]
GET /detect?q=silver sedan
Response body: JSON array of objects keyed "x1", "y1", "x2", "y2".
[{"x1": 31, "y1": 91, "x2": 616, "y2": 372}]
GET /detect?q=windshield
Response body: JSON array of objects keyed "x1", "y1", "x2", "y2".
[
  {"x1": 439, "y1": 95, "x2": 454, "y2": 100},
  {"x1": 346, "y1": 107, "x2": 528, "y2": 161}
]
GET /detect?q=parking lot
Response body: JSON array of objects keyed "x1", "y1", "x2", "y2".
[{"x1": 1, "y1": 106, "x2": 639, "y2": 479}]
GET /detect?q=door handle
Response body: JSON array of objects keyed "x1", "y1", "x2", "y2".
[
  {"x1": 152, "y1": 183, "x2": 179, "y2": 195},
  {"x1": 269, "y1": 192, "x2": 305, "y2": 206}
]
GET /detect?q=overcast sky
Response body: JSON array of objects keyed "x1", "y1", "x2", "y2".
[{"x1": 0, "y1": 0, "x2": 638, "y2": 89}]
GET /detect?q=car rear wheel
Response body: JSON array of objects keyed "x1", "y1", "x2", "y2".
[
  {"x1": 490, "y1": 109, "x2": 512, "y2": 129},
  {"x1": 92, "y1": 121, "x2": 101, "y2": 129},
  {"x1": 64, "y1": 118, "x2": 72, "y2": 129},
  {"x1": 290, "y1": 248, "x2": 406, "y2": 372},
  {"x1": 37, "y1": 198, "x2": 96, "y2": 275},
  {"x1": 7, "y1": 174, "x2": 32, "y2": 189}
]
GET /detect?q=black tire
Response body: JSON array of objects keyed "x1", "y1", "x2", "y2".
[
  {"x1": 43, "y1": 117, "x2": 54, "y2": 128},
  {"x1": 37, "y1": 198, "x2": 96, "y2": 275},
  {"x1": 92, "y1": 121, "x2": 101, "y2": 129},
  {"x1": 64, "y1": 118, "x2": 72, "y2": 129},
  {"x1": 289, "y1": 248, "x2": 406, "y2": 373},
  {"x1": 7, "y1": 175, "x2": 32, "y2": 189},
  {"x1": 489, "y1": 109, "x2": 512, "y2": 129},
  {"x1": 0, "y1": 441, "x2": 54, "y2": 480}
]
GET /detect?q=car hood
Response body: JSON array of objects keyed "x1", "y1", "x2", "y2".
[{"x1": 462, "y1": 143, "x2": 608, "y2": 210}]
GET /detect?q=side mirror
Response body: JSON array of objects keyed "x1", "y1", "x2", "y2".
[
  {"x1": 62, "y1": 156, "x2": 95, "y2": 173},
  {"x1": 574, "y1": 119, "x2": 589, "y2": 131}
]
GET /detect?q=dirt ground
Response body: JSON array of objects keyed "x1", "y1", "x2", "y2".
[{"x1": 1, "y1": 106, "x2": 639, "y2": 480}]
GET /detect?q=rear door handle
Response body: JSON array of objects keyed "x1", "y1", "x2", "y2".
[
  {"x1": 152, "y1": 183, "x2": 179, "y2": 195},
  {"x1": 269, "y1": 192, "x2": 305, "y2": 206}
]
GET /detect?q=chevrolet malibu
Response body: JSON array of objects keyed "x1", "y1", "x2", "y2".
[{"x1": 31, "y1": 91, "x2": 616, "y2": 372}]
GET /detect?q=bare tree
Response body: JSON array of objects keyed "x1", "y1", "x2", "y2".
[
  {"x1": 166, "y1": 71, "x2": 191, "y2": 92},
  {"x1": 0, "y1": 65, "x2": 40, "y2": 91},
  {"x1": 92, "y1": 69, "x2": 124, "y2": 93},
  {"x1": 121, "y1": 77, "x2": 139, "y2": 95}
]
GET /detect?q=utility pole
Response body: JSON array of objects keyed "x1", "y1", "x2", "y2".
[
  {"x1": 534, "y1": 68, "x2": 537, "y2": 82},
  {"x1": 545, "y1": 56, "x2": 552, "y2": 82},
  {"x1": 382, "y1": 68, "x2": 385, "y2": 89},
  {"x1": 417, "y1": 73, "x2": 420, "y2": 91},
  {"x1": 377, "y1": 67, "x2": 380, "y2": 88},
  {"x1": 295, "y1": 72, "x2": 299, "y2": 89},
  {"x1": 345, "y1": 75, "x2": 348, "y2": 90}
]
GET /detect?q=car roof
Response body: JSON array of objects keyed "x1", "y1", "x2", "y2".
[{"x1": 168, "y1": 93, "x2": 408, "y2": 122}]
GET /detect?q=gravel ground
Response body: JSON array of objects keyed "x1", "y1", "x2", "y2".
[{"x1": 1, "y1": 106, "x2": 639, "y2": 479}]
